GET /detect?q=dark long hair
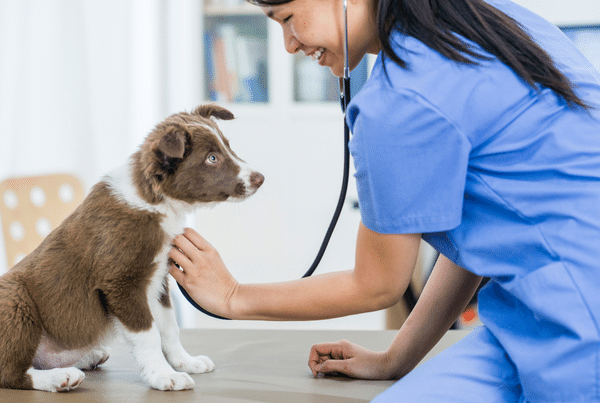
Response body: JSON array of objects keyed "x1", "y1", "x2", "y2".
[{"x1": 248, "y1": 0, "x2": 590, "y2": 109}]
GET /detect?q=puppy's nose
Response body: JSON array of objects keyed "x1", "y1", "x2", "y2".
[{"x1": 250, "y1": 172, "x2": 264, "y2": 188}]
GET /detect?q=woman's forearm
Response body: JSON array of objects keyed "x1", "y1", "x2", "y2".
[
  {"x1": 229, "y1": 227, "x2": 422, "y2": 321},
  {"x1": 230, "y1": 270, "x2": 393, "y2": 321},
  {"x1": 170, "y1": 225, "x2": 421, "y2": 322},
  {"x1": 385, "y1": 256, "x2": 483, "y2": 378}
]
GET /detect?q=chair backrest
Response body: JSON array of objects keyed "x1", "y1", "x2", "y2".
[{"x1": 0, "y1": 174, "x2": 85, "y2": 269}]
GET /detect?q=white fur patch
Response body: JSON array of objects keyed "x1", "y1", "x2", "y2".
[{"x1": 103, "y1": 166, "x2": 168, "y2": 215}]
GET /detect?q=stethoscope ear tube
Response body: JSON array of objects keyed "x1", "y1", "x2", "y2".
[
  {"x1": 300, "y1": 0, "x2": 352, "y2": 277},
  {"x1": 303, "y1": 79, "x2": 351, "y2": 278}
]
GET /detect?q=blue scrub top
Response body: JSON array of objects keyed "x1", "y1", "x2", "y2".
[{"x1": 347, "y1": 0, "x2": 600, "y2": 400}]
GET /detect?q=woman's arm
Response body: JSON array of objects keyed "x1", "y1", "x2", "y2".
[
  {"x1": 168, "y1": 223, "x2": 421, "y2": 321},
  {"x1": 384, "y1": 255, "x2": 482, "y2": 377},
  {"x1": 309, "y1": 255, "x2": 482, "y2": 379}
]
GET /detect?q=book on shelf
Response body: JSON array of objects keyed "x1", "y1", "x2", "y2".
[{"x1": 205, "y1": 24, "x2": 268, "y2": 103}]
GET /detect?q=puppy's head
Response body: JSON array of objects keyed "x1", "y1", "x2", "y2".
[{"x1": 134, "y1": 104, "x2": 264, "y2": 205}]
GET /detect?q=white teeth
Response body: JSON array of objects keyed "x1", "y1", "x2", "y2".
[{"x1": 311, "y1": 47, "x2": 325, "y2": 61}]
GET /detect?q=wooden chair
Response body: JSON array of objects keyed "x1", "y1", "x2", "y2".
[{"x1": 0, "y1": 174, "x2": 85, "y2": 269}]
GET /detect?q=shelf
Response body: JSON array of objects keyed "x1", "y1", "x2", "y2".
[{"x1": 203, "y1": 13, "x2": 269, "y2": 103}]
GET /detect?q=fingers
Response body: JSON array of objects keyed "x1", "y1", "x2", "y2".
[
  {"x1": 168, "y1": 244, "x2": 190, "y2": 265},
  {"x1": 168, "y1": 229, "x2": 218, "y2": 281},
  {"x1": 168, "y1": 262, "x2": 184, "y2": 283},
  {"x1": 309, "y1": 342, "x2": 338, "y2": 362},
  {"x1": 312, "y1": 357, "x2": 352, "y2": 377},
  {"x1": 182, "y1": 227, "x2": 214, "y2": 251},
  {"x1": 308, "y1": 341, "x2": 353, "y2": 376},
  {"x1": 169, "y1": 229, "x2": 206, "y2": 266},
  {"x1": 310, "y1": 340, "x2": 351, "y2": 360},
  {"x1": 171, "y1": 233, "x2": 196, "y2": 259}
]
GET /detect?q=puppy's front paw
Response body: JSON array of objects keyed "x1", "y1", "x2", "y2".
[
  {"x1": 148, "y1": 370, "x2": 195, "y2": 391},
  {"x1": 172, "y1": 355, "x2": 215, "y2": 374},
  {"x1": 28, "y1": 367, "x2": 85, "y2": 392}
]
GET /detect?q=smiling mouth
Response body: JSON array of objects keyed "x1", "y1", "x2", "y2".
[{"x1": 311, "y1": 47, "x2": 325, "y2": 62}]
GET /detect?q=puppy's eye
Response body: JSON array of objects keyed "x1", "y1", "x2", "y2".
[{"x1": 206, "y1": 154, "x2": 219, "y2": 164}]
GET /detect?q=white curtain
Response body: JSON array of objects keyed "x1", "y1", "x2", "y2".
[
  {"x1": 0, "y1": 0, "x2": 169, "y2": 274},
  {"x1": 0, "y1": 0, "x2": 203, "y2": 327}
]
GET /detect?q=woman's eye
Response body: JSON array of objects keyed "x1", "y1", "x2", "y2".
[
  {"x1": 283, "y1": 15, "x2": 292, "y2": 23},
  {"x1": 207, "y1": 154, "x2": 218, "y2": 164}
]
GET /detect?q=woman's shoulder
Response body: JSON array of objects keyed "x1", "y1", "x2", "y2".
[{"x1": 358, "y1": 33, "x2": 528, "y2": 132}]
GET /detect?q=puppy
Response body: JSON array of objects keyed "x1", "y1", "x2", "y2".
[{"x1": 0, "y1": 104, "x2": 264, "y2": 392}]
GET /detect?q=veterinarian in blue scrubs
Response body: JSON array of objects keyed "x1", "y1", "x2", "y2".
[{"x1": 170, "y1": 0, "x2": 600, "y2": 401}]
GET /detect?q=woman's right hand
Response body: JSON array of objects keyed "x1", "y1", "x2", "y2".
[
  {"x1": 308, "y1": 339, "x2": 400, "y2": 380},
  {"x1": 168, "y1": 228, "x2": 240, "y2": 319}
]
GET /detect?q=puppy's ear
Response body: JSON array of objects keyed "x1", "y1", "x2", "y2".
[
  {"x1": 153, "y1": 124, "x2": 190, "y2": 177},
  {"x1": 156, "y1": 124, "x2": 188, "y2": 159},
  {"x1": 192, "y1": 104, "x2": 234, "y2": 121}
]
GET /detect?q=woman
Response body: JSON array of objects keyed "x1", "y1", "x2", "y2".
[{"x1": 169, "y1": 0, "x2": 600, "y2": 401}]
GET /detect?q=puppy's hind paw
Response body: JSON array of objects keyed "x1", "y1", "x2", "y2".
[
  {"x1": 27, "y1": 367, "x2": 85, "y2": 392},
  {"x1": 148, "y1": 370, "x2": 195, "y2": 391},
  {"x1": 76, "y1": 347, "x2": 111, "y2": 370}
]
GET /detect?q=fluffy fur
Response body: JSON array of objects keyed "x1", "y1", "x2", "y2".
[{"x1": 0, "y1": 104, "x2": 263, "y2": 392}]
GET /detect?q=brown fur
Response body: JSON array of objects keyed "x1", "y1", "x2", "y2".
[{"x1": 0, "y1": 104, "x2": 262, "y2": 390}]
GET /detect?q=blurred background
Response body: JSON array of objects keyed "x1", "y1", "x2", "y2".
[{"x1": 0, "y1": 0, "x2": 598, "y2": 330}]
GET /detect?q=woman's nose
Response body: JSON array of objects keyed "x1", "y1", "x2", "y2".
[{"x1": 283, "y1": 29, "x2": 301, "y2": 54}]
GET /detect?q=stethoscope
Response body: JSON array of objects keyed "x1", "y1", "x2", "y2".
[{"x1": 177, "y1": 0, "x2": 352, "y2": 320}]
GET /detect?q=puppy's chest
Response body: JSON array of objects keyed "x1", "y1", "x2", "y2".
[
  {"x1": 143, "y1": 213, "x2": 184, "y2": 302},
  {"x1": 161, "y1": 212, "x2": 186, "y2": 241},
  {"x1": 155, "y1": 213, "x2": 185, "y2": 266}
]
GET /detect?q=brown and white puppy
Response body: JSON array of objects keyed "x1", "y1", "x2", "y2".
[{"x1": 0, "y1": 104, "x2": 264, "y2": 392}]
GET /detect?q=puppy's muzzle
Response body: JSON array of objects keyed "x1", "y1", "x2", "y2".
[
  {"x1": 235, "y1": 171, "x2": 264, "y2": 198},
  {"x1": 250, "y1": 172, "x2": 265, "y2": 189}
]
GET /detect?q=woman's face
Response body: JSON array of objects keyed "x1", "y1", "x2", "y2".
[{"x1": 262, "y1": 0, "x2": 379, "y2": 77}]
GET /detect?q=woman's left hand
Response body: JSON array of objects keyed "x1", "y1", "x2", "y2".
[{"x1": 308, "y1": 339, "x2": 398, "y2": 380}]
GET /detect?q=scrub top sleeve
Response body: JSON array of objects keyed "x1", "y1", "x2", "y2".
[{"x1": 348, "y1": 90, "x2": 472, "y2": 235}]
